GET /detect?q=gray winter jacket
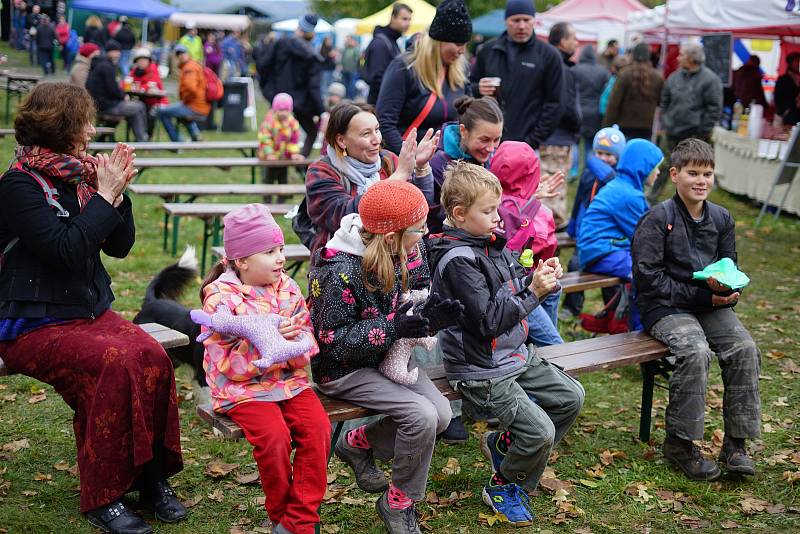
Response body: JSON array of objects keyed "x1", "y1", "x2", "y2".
[
  {"x1": 573, "y1": 46, "x2": 610, "y2": 138},
  {"x1": 660, "y1": 65, "x2": 722, "y2": 138}
]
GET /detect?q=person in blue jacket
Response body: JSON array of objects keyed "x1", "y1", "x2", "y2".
[{"x1": 577, "y1": 138, "x2": 663, "y2": 281}]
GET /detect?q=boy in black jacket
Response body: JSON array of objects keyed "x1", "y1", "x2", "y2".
[
  {"x1": 632, "y1": 139, "x2": 760, "y2": 482},
  {"x1": 428, "y1": 162, "x2": 584, "y2": 526}
]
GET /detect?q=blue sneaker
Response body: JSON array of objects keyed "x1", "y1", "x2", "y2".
[
  {"x1": 481, "y1": 431, "x2": 510, "y2": 472},
  {"x1": 482, "y1": 482, "x2": 534, "y2": 526}
]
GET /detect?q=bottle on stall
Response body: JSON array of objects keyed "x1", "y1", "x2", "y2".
[
  {"x1": 737, "y1": 109, "x2": 750, "y2": 136},
  {"x1": 732, "y1": 100, "x2": 743, "y2": 132}
]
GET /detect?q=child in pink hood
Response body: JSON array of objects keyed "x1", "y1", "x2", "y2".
[{"x1": 490, "y1": 141, "x2": 563, "y2": 347}]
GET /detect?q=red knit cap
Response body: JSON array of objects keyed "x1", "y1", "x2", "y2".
[{"x1": 358, "y1": 180, "x2": 428, "y2": 234}]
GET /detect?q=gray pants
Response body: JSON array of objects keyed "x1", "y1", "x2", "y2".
[
  {"x1": 317, "y1": 365, "x2": 451, "y2": 500},
  {"x1": 452, "y1": 349, "x2": 584, "y2": 490},
  {"x1": 650, "y1": 309, "x2": 761, "y2": 441},
  {"x1": 106, "y1": 100, "x2": 149, "y2": 142}
]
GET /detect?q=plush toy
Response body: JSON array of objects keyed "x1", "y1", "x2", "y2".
[
  {"x1": 190, "y1": 306, "x2": 315, "y2": 369},
  {"x1": 379, "y1": 289, "x2": 438, "y2": 386}
]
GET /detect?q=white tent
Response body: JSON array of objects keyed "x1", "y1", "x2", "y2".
[
  {"x1": 627, "y1": 0, "x2": 800, "y2": 38},
  {"x1": 535, "y1": 0, "x2": 649, "y2": 45},
  {"x1": 272, "y1": 17, "x2": 334, "y2": 34},
  {"x1": 169, "y1": 13, "x2": 251, "y2": 31}
]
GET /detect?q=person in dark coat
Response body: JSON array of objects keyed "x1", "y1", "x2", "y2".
[
  {"x1": 0, "y1": 82, "x2": 186, "y2": 534},
  {"x1": 35, "y1": 14, "x2": 56, "y2": 75},
  {"x1": 774, "y1": 52, "x2": 800, "y2": 126},
  {"x1": 732, "y1": 55, "x2": 766, "y2": 109},
  {"x1": 114, "y1": 17, "x2": 136, "y2": 76},
  {"x1": 85, "y1": 40, "x2": 149, "y2": 142},
  {"x1": 573, "y1": 44, "x2": 610, "y2": 164},
  {"x1": 376, "y1": 0, "x2": 473, "y2": 154},
  {"x1": 604, "y1": 42, "x2": 664, "y2": 140},
  {"x1": 363, "y1": 2, "x2": 413, "y2": 105},
  {"x1": 268, "y1": 14, "x2": 324, "y2": 157}
]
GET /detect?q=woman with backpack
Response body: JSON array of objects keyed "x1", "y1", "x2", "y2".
[{"x1": 302, "y1": 101, "x2": 438, "y2": 257}]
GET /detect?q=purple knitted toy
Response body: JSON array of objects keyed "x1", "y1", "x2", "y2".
[
  {"x1": 191, "y1": 306, "x2": 315, "y2": 369},
  {"x1": 378, "y1": 289, "x2": 438, "y2": 385}
]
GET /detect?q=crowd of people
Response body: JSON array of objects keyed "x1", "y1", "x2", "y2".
[{"x1": 0, "y1": 1, "x2": 777, "y2": 533}]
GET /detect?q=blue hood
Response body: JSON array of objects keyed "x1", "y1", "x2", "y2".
[
  {"x1": 442, "y1": 122, "x2": 472, "y2": 160},
  {"x1": 615, "y1": 139, "x2": 663, "y2": 191}
]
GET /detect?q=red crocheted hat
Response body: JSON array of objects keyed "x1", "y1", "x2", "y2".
[{"x1": 358, "y1": 180, "x2": 428, "y2": 234}]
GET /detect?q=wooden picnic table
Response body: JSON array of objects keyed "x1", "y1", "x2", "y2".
[
  {"x1": 90, "y1": 140, "x2": 260, "y2": 154},
  {"x1": 135, "y1": 156, "x2": 310, "y2": 184},
  {"x1": 0, "y1": 126, "x2": 116, "y2": 139},
  {"x1": 1, "y1": 71, "x2": 41, "y2": 124},
  {"x1": 129, "y1": 183, "x2": 306, "y2": 252},
  {"x1": 125, "y1": 88, "x2": 168, "y2": 99},
  {"x1": 163, "y1": 202, "x2": 294, "y2": 273}
]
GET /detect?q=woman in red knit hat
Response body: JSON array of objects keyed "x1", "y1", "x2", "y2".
[{"x1": 308, "y1": 179, "x2": 463, "y2": 534}]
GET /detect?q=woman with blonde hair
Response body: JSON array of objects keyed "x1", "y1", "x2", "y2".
[
  {"x1": 376, "y1": 0, "x2": 472, "y2": 154},
  {"x1": 309, "y1": 179, "x2": 463, "y2": 534},
  {"x1": 83, "y1": 15, "x2": 106, "y2": 46}
]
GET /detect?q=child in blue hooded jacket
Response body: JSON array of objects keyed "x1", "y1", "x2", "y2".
[{"x1": 576, "y1": 139, "x2": 663, "y2": 330}]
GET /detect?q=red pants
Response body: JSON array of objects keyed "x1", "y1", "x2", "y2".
[{"x1": 227, "y1": 389, "x2": 331, "y2": 534}]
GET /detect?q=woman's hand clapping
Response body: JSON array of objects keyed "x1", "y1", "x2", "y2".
[
  {"x1": 414, "y1": 128, "x2": 440, "y2": 169},
  {"x1": 96, "y1": 143, "x2": 137, "y2": 206}
]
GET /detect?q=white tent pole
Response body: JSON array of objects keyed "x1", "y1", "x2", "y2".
[{"x1": 142, "y1": 17, "x2": 149, "y2": 44}]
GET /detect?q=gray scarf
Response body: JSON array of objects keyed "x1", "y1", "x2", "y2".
[{"x1": 328, "y1": 149, "x2": 381, "y2": 194}]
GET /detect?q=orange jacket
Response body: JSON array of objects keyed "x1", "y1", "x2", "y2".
[{"x1": 179, "y1": 59, "x2": 210, "y2": 116}]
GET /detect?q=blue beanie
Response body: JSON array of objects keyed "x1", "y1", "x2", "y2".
[
  {"x1": 298, "y1": 13, "x2": 318, "y2": 34},
  {"x1": 505, "y1": 0, "x2": 536, "y2": 19},
  {"x1": 593, "y1": 125, "x2": 627, "y2": 160}
]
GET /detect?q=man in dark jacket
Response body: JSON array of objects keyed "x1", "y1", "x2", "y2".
[
  {"x1": 363, "y1": 3, "x2": 412, "y2": 105},
  {"x1": 114, "y1": 17, "x2": 136, "y2": 76},
  {"x1": 268, "y1": 14, "x2": 324, "y2": 157},
  {"x1": 774, "y1": 52, "x2": 799, "y2": 126},
  {"x1": 540, "y1": 21, "x2": 580, "y2": 230},
  {"x1": 651, "y1": 42, "x2": 722, "y2": 202},
  {"x1": 632, "y1": 138, "x2": 759, "y2": 483},
  {"x1": 35, "y1": 14, "x2": 56, "y2": 75},
  {"x1": 85, "y1": 40, "x2": 149, "y2": 141},
  {"x1": 471, "y1": 0, "x2": 563, "y2": 152},
  {"x1": 573, "y1": 45, "x2": 610, "y2": 163}
]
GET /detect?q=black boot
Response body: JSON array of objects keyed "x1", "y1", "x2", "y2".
[
  {"x1": 439, "y1": 416, "x2": 468, "y2": 444},
  {"x1": 719, "y1": 436, "x2": 755, "y2": 476},
  {"x1": 86, "y1": 500, "x2": 152, "y2": 534},
  {"x1": 663, "y1": 435, "x2": 721, "y2": 481},
  {"x1": 140, "y1": 480, "x2": 188, "y2": 523}
]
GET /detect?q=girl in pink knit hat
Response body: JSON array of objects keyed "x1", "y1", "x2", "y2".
[
  {"x1": 258, "y1": 92, "x2": 306, "y2": 190},
  {"x1": 194, "y1": 203, "x2": 330, "y2": 534}
]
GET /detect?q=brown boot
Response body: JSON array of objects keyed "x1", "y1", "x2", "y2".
[
  {"x1": 718, "y1": 437, "x2": 755, "y2": 476},
  {"x1": 663, "y1": 435, "x2": 721, "y2": 481}
]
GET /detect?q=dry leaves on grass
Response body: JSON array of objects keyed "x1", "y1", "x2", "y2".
[
  {"x1": 678, "y1": 515, "x2": 711, "y2": 529},
  {"x1": 204, "y1": 459, "x2": 239, "y2": 478},
  {"x1": 599, "y1": 449, "x2": 627, "y2": 466},
  {"x1": 720, "y1": 519, "x2": 740, "y2": 529},
  {"x1": 425, "y1": 490, "x2": 472, "y2": 507},
  {"x1": 478, "y1": 511, "x2": 510, "y2": 526},
  {"x1": 235, "y1": 472, "x2": 260, "y2": 485},
  {"x1": 441, "y1": 457, "x2": 461, "y2": 476},
  {"x1": 624, "y1": 483, "x2": 652, "y2": 503},
  {"x1": 28, "y1": 392, "x2": 46, "y2": 404},
  {"x1": 739, "y1": 496, "x2": 786, "y2": 515},
  {"x1": 52, "y1": 461, "x2": 71, "y2": 471},
  {"x1": 182, "y1": 495, "x2": 203, "y2": 508},
  {"x1": 207, "y1": 489, "x2": 225, "y2": 503},
  {"x1": 1, "y1": 438, "x2": 30, "y2": 453},
  {"x1": 33, "y1": 473, "x2": 51, "y2": 482},
  {"x1": 783, "y1": 470, "x2": 800, "y2": 484}
]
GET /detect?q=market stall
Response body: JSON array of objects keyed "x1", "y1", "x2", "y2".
[
  {"x1": 536, "y1": 0, "x2": 648, "y2": 44},
  {"x1": 355, "y1": 0, "x2": 436, "y2": 36}
]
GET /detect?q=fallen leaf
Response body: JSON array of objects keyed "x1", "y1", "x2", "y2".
[
  {"x1": 21, "y1": 490, "x2": 37, "y2": 497},
  {"x1": 711, "y1": 429, "x2": 724, "y2": 448},
  {"x1": 33, "y1": 473, "x2": 51, "y2": 482},
  {"x1": 441, "y1": 457, "x2": 460, "y2": 476},
  {"x1": 204, "y1": 459, "x2": 238, "y2": 478},
  {"x1": 28, "y1": 393, "x2": 47, "y2": 404},
  {"x1": 720, "y1": 519, "x2": 739, "y2": 529},
  {"x1": 763, "y1": 423, "x2": 776, "y2": 434},
  {"x1": 740, "y1": 496, "x2": 769, "y2": 515},
  {"x1": 766, "y1": 350, "x2": 786, "y2": 360},
  {"x1": 326, "y1": 472, "x2": 337, "y2": 484},
  {"x1": 782, "y1": 470, "x2": 800, "y2": 484},
  {"x1": 1, "y1": 394, "x2": 16, "y2": 402},
  {"x1": 478, "y1": 511, "x2": 509, "y2": 526},
  {"x1": 207, "y1": 489, "x2": 224, "y2": 502},
  {"x1": 234, "y1": 472, "x2": 260, "y2": 485},
  {"x1": 773, "y1": 396, "x2": 789, "y2": 407},
  {"x1": 539, "y1": 477, "x2": 573, "y2": 495},
  {"x1": 425, "y1": 491, "x2": 439, "y2": 504},
  {"x1": 766, "y1": 503, "x2": 786, "y2": 514},
  {"x1": 578, "y1": 479, "x2": 599, "y2": 488},
  {"x1": 680, "y1": 515, "x2": 711, "y2": 529},
  {"x1": 182, "y1": 495, "x2": 203, "y2": 508},
  {"x1": 2, "y1": 439, "x2": 30, "y2": 453},
  {"x1": 322, "y1": 526, "x2": 341, "y2": 533},
  {"x1": 53, "y1": 461, "x2": 70, "y2": 471}
]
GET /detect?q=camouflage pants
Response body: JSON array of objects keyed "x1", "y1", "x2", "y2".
[
  {"x1": 538, "y1": 144, "x2": 572, "y2": 230},
  {"x1": 650, "y1": 309, "x2": 761, "y2": 441}
]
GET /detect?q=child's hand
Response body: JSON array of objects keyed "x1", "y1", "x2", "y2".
[
  {"x1": 290, "y1": 153, "x2": 305, "y2": 161},
  {"x1": 536, "y1": 170, "x2": 565, "y2": 200},
  {"x1": 393, "y1": 132, "x2": 416, "y2": 181},
  {"x1": 706, "y1": 276, "x2": 730, "y2": 293},
  {"x1": 415, "y1": 128, "x2": 440, "y2": 168},
  {"x1": 712, "y1": 292, "x2": 739, "y2": 307},
  {"x1": 529, "y1": 260, "x2": 558, "y2": 299},
  {"x1": 545, "y1": 256, "x2": 563, "y2": 279},
  {"x1": 278, "y1": 318, "x2": 302, "y2": 340}
]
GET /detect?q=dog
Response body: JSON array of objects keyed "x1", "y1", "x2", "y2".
[{"x1": 133, "y1": 246, "x2": 207, "y2": 388}]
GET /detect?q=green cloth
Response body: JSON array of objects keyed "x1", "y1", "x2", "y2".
[
  {"x1": 178, "y1": 34, "x2": 204, "y2": 63},
  {"x1": 341, "y1": 46, "x2": 360, "y2": 74},
  {"x1": 692, "y1": 257, "x2": 750, "y2": 289}
]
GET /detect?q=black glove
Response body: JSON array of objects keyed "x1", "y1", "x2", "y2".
[
  {"x1": 392, "y1": 300, "x2": 430, "y2": 339},
  {"x1": 419, "y1": 292, "x2": 465, "y2": 333}
]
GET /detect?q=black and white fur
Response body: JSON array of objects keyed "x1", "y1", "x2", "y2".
[{"x1": 133, "y1": 246, "x2": 207, "y2": 387}]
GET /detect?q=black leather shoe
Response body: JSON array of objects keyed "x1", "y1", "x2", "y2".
[
  {"x1": 439, "y1": 416, "x2": 468, "y2": 444},
  {"x1": 141, "y1": 480, "x2": 188, "y2": 523},
  {"x1": 719, "y1": 437, "x2": 756, "y2": 476},
  {"x1": 663, "y1": 436, "x2": 721, "y2": 481},
  {"x1": 86, "y1": 500, "x2": 153, "y2": 534}
]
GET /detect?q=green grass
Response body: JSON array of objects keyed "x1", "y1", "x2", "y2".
[{"x1": 1, "y1": 42, "x2": 800, "y2": 533}]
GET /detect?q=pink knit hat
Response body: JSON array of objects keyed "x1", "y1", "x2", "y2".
[
  {"x1": 272, "y1": 92, "x2": 294, "y2": 111},
  {"x1": 223, "y1": 204, "x2": 284, "y2": 259}
]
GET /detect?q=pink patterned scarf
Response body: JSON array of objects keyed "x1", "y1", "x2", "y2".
[{"x1": 12, "y1": 146, "x2": 99, "y2": 211}]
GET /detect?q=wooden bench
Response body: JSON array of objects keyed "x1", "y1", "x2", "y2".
[
  {"x1": 556, "y1": 231, "x2": 575, "y2": 249},
  {"x1": 0, "y1": 322, "x2": 189, "y2": 378},
  {"x1": 212, "y1": 244, "x2": 310, "y2": 278},
  {"x1": 163, "y1": 202, "x2": 294, "y2": 273},
  {"x1": 135, "y1": 157, "x2": 311, "y2": 184},
  {"x1": 197, "y1": 331, "x2": 671, "y2": 444},
  {"x1": 91, "y1": 140, "x2": 259, "y2": 158},
  {"x1": 0, "y1": 126, "x2": 116, "y2": 139},
  {"x1": 130, "y1": 183, "x2": 306, "y2": 252}
]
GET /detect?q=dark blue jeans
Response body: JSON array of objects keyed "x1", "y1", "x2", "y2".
[{"x1": 157, "y1": 103, "x2": 201, "y2": 142}]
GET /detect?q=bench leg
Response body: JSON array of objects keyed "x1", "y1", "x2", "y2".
[
  {"x1": 201, "y1": 219, "x2": 212, "y2": 276},
  {"x1": 171, "y1": 216, "x2": 181, "y2": 257},
  {"x1": 639, "y1": 362, "x2": 657, "y2": 443}
]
